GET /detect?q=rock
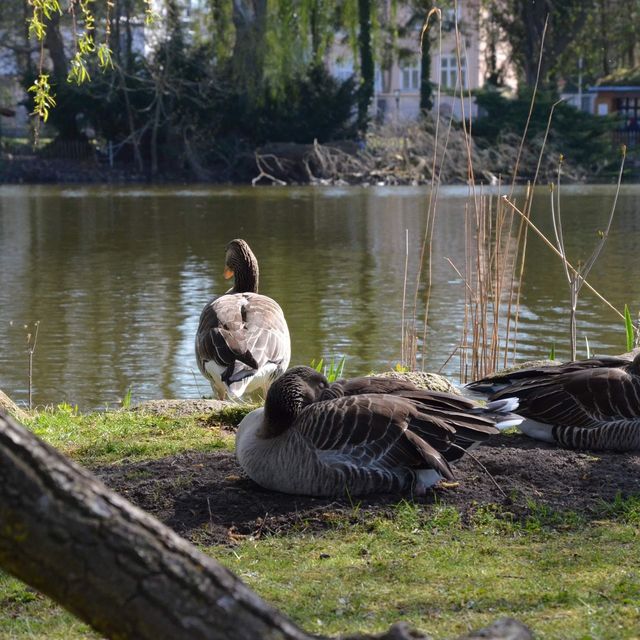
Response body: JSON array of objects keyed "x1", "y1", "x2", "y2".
[
  {"x1": 374, "y1": 370, "x2": 460, "y2": 395},
  {"x1": 458, "y1": 618, "x2": 533, "y2": 639},
  {"x1": 133, "y1": 398, "x2": 235, "y2": 417}
]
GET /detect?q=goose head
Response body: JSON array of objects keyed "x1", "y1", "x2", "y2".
[
  {"x1": 224, "y1": 239, "x2": 259, "y2": 293},
  {"x1": 262, "y1": 366, "x2": 329, "y2": 437}
]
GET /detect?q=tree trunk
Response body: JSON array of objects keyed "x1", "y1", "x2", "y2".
[
  {"x1": 419, "y1": 26, "x2": 432, "y2": 113},
  {"x1": 599, "y1": 0, "x2": 610, "y2": 76},
  {"x1": 231, "y1": 0, "x2": 268, "y2": 98},
  {"x1": 357, "y1": 0, "x2": 374, "y2": 133},
  {"x1": 0, "y1": 412, "x2": 533, "y2": 640}
]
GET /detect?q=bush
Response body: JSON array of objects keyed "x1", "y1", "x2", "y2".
[
  {"x1": 220, "y1": 63, "x2": 358, "y2": 145},
  {"x1": 473, "y1": 88, "x2": 616, "y2": 171}
]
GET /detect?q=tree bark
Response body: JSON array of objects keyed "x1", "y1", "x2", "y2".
[
  {"x1": 0, "y1": 412, "x2": 532, "y2": 640},
  {"x1": 0, "y1": 389, "x2": 29, "y2": 422},
  {"x1": 357, "y1": 0, "x2": 374, "y2": 134},
  {"x1": 231, "y1": 0, "x2": 268, "y2": 97}
]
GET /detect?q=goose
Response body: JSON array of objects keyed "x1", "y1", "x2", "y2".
[
  {"x1": 466, "y1": 352, "x2": 640, "y2": 451},
  {"x1": 195, "y1": 239, "x2": 290, "y2": 401},
  {"x1": 236, "y1": 366, "x2": 522, "y2": 496}
]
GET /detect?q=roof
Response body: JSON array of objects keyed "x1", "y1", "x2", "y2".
[{"x1": 589, "y1": 85, "x2": 640, "y2": 93}]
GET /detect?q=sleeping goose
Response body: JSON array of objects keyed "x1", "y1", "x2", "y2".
[
  {"x1": 195, "y1": 239, "x2": 290, "y2": 401},
  {"x1": 236, "y1": 366, "x2": 522, "y2": 496},
  {"x1": 466, "y1": 352, "x2": 640, "y2": 451}
]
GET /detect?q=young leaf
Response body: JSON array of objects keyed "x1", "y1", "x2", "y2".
[{"x1": 624, "y1": 304, "x2": 634, "y2": 352}]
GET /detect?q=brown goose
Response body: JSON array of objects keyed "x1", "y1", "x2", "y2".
[
  {"x1": 467, "y1": 352, "x2": 640, "y2": 451},
  {"x1": 236, "y1": 366, "x2": 522, "y2": 496},
  {"x1": 195, "y1": 239, "x2": 290, "y2": 400}
]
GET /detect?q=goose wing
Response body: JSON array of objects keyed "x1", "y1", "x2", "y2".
[
  {"x1": 467, "y1": 355, "x2": 632, "y2": 394},
  {"x1": 321, "y1": 376, "x2": 420, "y2": 399},
  {"x1": 294, "y1": 394, "x2": 456, "y2": 480},
  {"x1": 196, "y1": 293, "x2": 290, "y2": 384},
  {"x1": 491, "y1": 365, "x2": 640, "y2": 426},
  {"x1": 322, "y1": 379, "x2": 500, "y2": 444}
]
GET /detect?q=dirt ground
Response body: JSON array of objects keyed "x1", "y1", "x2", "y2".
[{"x1": 93, "y1": 432, "x2": 640, "y2": 546}]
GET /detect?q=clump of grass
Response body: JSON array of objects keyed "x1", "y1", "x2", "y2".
[
  {"x1": 121, "y1": 387, "x2": 133, "y2": 409},
  {"x1": 596, "y1": 493, "x2": 640, "y2": 524},
  {"x1": 207, "y1": 403, "x2": 259, "y2": 427},
  {"x1": 310, "y1": 356, "x2": 346, "y2": 382}
]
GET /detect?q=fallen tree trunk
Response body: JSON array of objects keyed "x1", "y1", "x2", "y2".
[
  {"x1": 0, "y1": 389, "x2": 29, "y2": 422},
  {"x1": 0, "y1": 412, "x2": 531, "y2": 640}
]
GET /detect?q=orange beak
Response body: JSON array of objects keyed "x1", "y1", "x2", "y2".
[{"x1": 223, "y1": 267, "x2": 234, "y2": 280}]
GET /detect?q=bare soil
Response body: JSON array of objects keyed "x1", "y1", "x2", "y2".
[{"x1": 92, "y1": 433, "x2": 640, "y2": 546}]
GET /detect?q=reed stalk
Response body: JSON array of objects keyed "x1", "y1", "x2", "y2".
[{"x1": 26, "y1": 321, "x2": 40, "y2": 411}]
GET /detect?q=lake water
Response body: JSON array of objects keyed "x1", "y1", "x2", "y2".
[{"x1": 1, "y1": 183, "x2": 638, "y2": 409}]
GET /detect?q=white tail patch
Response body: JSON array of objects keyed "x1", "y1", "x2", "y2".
[
  {"x1": 495, "y1": 416, "x2": 524, "y2": 431},
  {"x1": 486, "y1": 397, "x2": 520, "y2": 413},
  {"x1": 519, "y1": 419, "x2": 556, "y2": 443}
]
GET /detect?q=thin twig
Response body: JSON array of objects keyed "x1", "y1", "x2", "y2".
[
  {"x1": 449, "y1": 443, "x2": 507, "y2": 499},
  {"x1": 502, "y1": 196, "x2": 624, "y2": 320}
]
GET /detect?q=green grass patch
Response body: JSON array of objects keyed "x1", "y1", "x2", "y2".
[
  {"x1": 25, "y1": 404, "x2": 234, "y2": 466},
  {"x1": 205, "y1": 402, "x2": 259, "y2": 428}
]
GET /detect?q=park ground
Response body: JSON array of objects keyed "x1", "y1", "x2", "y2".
[{"x1": 1, "y1": 403, "x2": 640, "y2": 638}]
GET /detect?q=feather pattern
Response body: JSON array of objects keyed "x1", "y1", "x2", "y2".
[
  {"x1": 467, "y1": 352, "x2": 640, "y2": 451},
  {"x1": 236, "y1": 367, "x2": 522, "y2": 496},
  {"x1": 195, "y1": 240, "x2": 290, "y2": 400}
]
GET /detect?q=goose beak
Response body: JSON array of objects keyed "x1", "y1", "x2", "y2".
[{"x1": 223, "y1": 267, "x2": 234, "y2": 280}]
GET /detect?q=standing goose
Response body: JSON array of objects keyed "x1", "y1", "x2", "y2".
[
  {"x1": 195, "y1": 239, "x2": 290, "y2": 400},
  {"x1": 236, "y1": 366, "x2": 522, "y2": 496},
  {"x1": 466, "y1": 352, "x2": 640, "y2": 451}
]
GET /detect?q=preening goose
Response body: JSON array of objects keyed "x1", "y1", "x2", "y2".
[
  {"x1": 195, "y1": 239, "x2": 291, "y2": 400},
  {"x1": 467, "y1": 352, "x2": 640, "y2": 451},
  {"x1": 236, "y1": 366, "x2": 522, "y2": 496}
]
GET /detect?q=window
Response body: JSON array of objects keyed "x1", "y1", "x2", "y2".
[
  {"x1": 400, "y1": 59, "x2": 420, "y2": 92},
  {"x1": 440, "y1": 55, "x2": 467, "y2": 89},
  {"x1": 615, "y1": 97, "x2": 640, "y2": 131}
]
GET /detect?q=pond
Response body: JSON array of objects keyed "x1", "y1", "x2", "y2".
[{"x1": 1, "y1": 183, "x2": 638, "y2": 409}]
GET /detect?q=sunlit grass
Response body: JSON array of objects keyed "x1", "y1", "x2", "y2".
[
  {"x1": 25, "y1": 404, "x2": 235, "y2": 465},
  {"x1": 213, "y1": 503, "x2": 640, "y2": 639}
]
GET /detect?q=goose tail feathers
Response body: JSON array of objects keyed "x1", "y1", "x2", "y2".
[{"x1": 472, "y1": 396, "x2": 523, "y2": 432}]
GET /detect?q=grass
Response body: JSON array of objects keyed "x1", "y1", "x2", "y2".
[
  {"x1": 3, "y1": 408, "x2": 640, "y2": 639},
  {"x1": 24, "y1": 404, "x2": 235, "y2": 465},
  {"x1": 212, "y1": 503, "x2": 640, "y2": 639},
  {"x1": 0, "y1": 574, "x2": 98, "y2": 639},
  {"x1": 2, "y1": 499, "x2": 640, "y2": 639}
]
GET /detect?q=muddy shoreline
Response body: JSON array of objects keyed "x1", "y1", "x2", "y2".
[{"x1": 93, "y1": 433, "x2": 640, "y2": 546}]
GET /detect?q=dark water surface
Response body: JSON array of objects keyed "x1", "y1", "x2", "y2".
[{"x1": 1, "y1": 184, "x2": 638, "y2": 409}]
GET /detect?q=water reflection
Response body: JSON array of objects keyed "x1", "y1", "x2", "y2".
[{"x1": 0, "y1": 184, "x2": 638, "y2": 409}]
